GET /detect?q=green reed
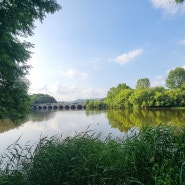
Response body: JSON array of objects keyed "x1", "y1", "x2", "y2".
[{"x1": 0, "y1": 126, "x2": 185, "y2": 185}]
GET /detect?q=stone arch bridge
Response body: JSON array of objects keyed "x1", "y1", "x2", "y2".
[{"x1": 32, "y1": 102, "x2": 86, "y2": 111}]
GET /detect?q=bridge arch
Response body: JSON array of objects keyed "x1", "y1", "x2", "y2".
[
  {"x1": 53, "y1": 105, "x2": 58, "y2": 110},
  {"x1": 38, "y1": 106, "x2": 42, "y2": 110},
  {"x1": 48, "y1": 106, "x2": 52, "y2": 110},
  {"x1": 71, "y1": 105, "x2": 76, "y2": 110},
  {"x1": 77, "y1": 105, "x2": 82, "y2": 110},
  {"x1": 43, "y1": 106, "x2": 47, "y2": 110},
  {"x1": 32, "y1": 106, "x2": 37, "y2": 110},
  {"x1": 65, "y1": 105, "x2": 70, "y2": 110}
]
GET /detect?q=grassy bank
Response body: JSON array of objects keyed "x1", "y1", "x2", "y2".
[{"x1": 0, "y1": 126, "x2": 185, "y2": 185}]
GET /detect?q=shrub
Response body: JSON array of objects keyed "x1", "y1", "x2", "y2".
[{"x1": 0, "y1": 126, "x2": 185, "y2": 184}]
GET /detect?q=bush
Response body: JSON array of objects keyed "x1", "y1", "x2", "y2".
[{"x1": 0, "y1": 126, "x2": 185, "y2": 184}]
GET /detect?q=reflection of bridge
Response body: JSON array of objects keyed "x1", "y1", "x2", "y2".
[{"x1": 32, "y1": 102, "x2": 86, "y2": 111}]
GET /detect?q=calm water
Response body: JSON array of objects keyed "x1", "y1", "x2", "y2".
[{"x1": 0, "y1": 109, "x2": 185, "y2": 154}]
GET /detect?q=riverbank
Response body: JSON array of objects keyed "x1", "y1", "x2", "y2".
[{"x1": 0, "y1": 126, "x2": 185, "y2": 185}]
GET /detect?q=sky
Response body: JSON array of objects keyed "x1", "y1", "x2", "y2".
[{"x1": 27, "y1": 0, "x2": 185, "y2": 101}]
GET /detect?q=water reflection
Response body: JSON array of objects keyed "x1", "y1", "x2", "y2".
[
  {"x1": 107, "y1": 109, "x2": 185, "y2": 132},
  {"x1": 0, "y1": 111, "x2": 56, "y2": 134},
  {"x1": 28, "y1": 111, "x2": 57, "y2": 122},
  {"x1": 85, "y1": 110, "x2": 106, "y2": 116},
  {"x1": 0, "y1": 109, "x2": 185, "y2": 134},
  {"x1": 0, "y1": 109, "x2": 185, "y2": 154},
  {"x1": 0, "y1": 119, "x2": 22, "y2": 134}
]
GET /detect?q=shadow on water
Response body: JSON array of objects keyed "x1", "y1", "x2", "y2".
[
  {"x1": 106, "y1": 109, "x2": 185, "y2": 132},
  {"x1": 0, "y1": 111, "x2": 57, "y2": 133},
  {"x1": 28, "y1": 110, "x2": 57, "y2": 122},
  {"x1": 0, "y1": 119, "x2": 23, "y2": 134}
]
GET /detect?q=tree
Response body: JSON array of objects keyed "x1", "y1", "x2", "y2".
[
  {"x1": 0, "y1": 1, "x2": 61, "y2": 121},
  {"x1": 114, "y1": 89, "x2": 133, "y2": 108},
  {"x1": 30, "y1": 94, "x2": 57, "y2": 105},
  {"x1": 105, "y1": 83, "x2": 131, "y2": 108},
  {"x1": 136, "y1": 78, "x2": 150, "y2": 89},
  {"x1": 166, "y1": 67, "x2": 185, "y2": 89},
  {"x1": 176, "y1": 0, "x2": 184, "y2": 3}
]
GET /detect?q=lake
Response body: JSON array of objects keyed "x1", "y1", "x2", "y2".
[{"x1": 0, "y1": 109, "x2": 185, "y2": 154}]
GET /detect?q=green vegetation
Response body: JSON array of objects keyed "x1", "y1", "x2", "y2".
[
  {"x1": 136, "y1": 78, "x2": 150, "y2": 90},
  {"x1": 30, "y1": 94, "x2": 57, "y2": 105},
  {"x1": 166, "y1": 67, "x2": 185, "y2": 89},
  {"x1": 87, "y1": 85, "x2": 185, "y2": 110},
  {"x1": 104, "y1": 84, "x2": 185, "y2": 109},
  {"x1": 0, "y1": 126, "x2": 185, "y2": 185},
  {"x1": 0, "y1": 1, "x2": 61, "y2": 121},
  {"x1": 176, "y1": 0, "x2": 184, "y2": 3},
  {"x1": 86, "y1": 67, "x2": 185, "y2": 110},
  {"x1": 85, "y1": 99, "x2": 107, "y2": 110}
]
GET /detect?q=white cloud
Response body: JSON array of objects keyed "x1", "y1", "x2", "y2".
[
  {"x1": 61, "y1": 68, "x2": 89, "y2": 80},
  {"x1": 28, "y1": 83, "x2": 49, "y2": 95},
  {"x1": 150, "y1": 0, "x2": 185, "y2": 14},
  {"x1": 50, "y1": 82, "x2": 79, "y2": 95},
  {"x1": 113, "y1": 49, "x2": 143, "y2": 65},
  {"x1": 166, "y1": 65, "x2": 185, "y2": 74},
  {"x1": 53, "y1": 86, "x2": 106, "y2": 101},
  {"x1": 83, "y1": 88, "x2": 105, "y2": 99},
  {"x1": 178, "y1": 38, "x2": 185, "y2": 45},
  {"x1": 29, "y1": 81, "x2": 106, "y2": 101},
  {"x1": 151, "y1": 75, "x2": 165, "y2": 87}
]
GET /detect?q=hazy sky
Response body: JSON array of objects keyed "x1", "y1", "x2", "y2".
[{"x1": 27, "y1": 0, "x2": 185, "y2": 101}]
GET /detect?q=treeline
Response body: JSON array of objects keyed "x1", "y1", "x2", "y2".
[
  {"x1": 86, "y1": 67, "x2": 185, "y2": 109},
  {"x1": 85, "y1": 99, "x2": 107, "y2": 110},
  {"x1": 105, "y1": 86, "x2": 185, "y2": 109},
  {"x1": 30, "y1": 94, "x2": 57, "y2": 105}
]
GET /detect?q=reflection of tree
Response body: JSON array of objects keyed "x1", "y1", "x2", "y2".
[
  {"x1": 107, "y1": 109, "x2": 185, "y2": 133},
  {"x1": 107, "y1": 110, "x2": 137, "y2": 132},
  {"x1": 0, "y1": 111, "x2": 59, "y2": 133},
  {"x1": 85, "y1": 110, "x2": 106, "y2": 116},
  {"x1": 28, "y1": 111, "x2": 57, "y2": 122},
  {"x1": 0, "y1": 119, "x2": 22, "y2": 133}
]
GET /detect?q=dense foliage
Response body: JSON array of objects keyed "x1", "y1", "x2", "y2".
[
  {"x1": 0, "y1": 1, "x2": 61, "y2": 121},
  {"x1": 85, "y1": 99, "x2": 107, "y2": 110},
  {"x1": 176, "y1": 0, "x2": 184, "y2": 3},
  {"x1": 166, "y1": 67, "x2": 185, "y2": 89},
  {"x1": 136, "y1": 78, "x2": 150, "y2": 89},
  {"x1": 30, "y1": 94, "x2": 57, "y2": 104},
  {"x1": 0, "y1": 126, "x2": 185, "y2": 185},
  {"x1": 86, "y1": 67, "x2": 185, "y2": 110},
  {"x1": 105, "y1": 84, "x2": 185, "y2": 109}
]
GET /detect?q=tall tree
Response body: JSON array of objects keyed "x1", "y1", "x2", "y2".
[
  {"x1": 166, "y1": 67, "x2": 185, "y2": 89},
  {"x1": 0, "y1": 0, "x2": 61, "y2": 121},
  {"x1": 105, "y1": 83, "x2": 131, "y2": 108},
  {"x1": 176, "y1": 0, "x2": 184, "y2": 3},
  {"x1": 136, "y1": 78, "x2": 150, "y2": 89}
]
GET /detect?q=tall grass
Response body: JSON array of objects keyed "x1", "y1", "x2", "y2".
[{"x1": 0, "y1": 126, "x2": 185, "y2": 185}]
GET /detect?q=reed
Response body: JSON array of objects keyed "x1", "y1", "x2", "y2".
[{"x1": 0, "y1": 126, "x2": 185, "y2": 185}]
